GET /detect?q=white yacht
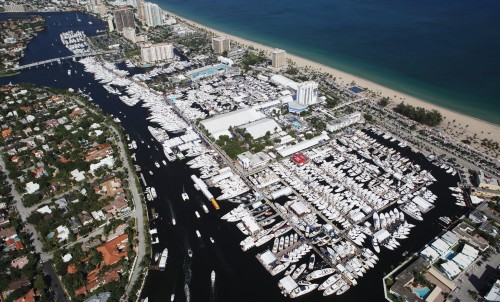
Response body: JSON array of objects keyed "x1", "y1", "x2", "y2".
[{"x1": 158, "y1": 248, "x2": 168, "y2": 271}]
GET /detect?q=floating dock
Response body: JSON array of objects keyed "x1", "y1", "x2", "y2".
[{"x1": 191, "y1": 174, "x2": 220, "y2": 210}]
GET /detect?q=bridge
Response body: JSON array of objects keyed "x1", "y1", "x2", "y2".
[{"x1": 11, "y1": 50, "x2": 115, "y2": 71}]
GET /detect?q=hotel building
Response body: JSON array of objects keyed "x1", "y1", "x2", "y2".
[
  {"x1": 271, "y1": 49, "x2": 287, "y2": 68},
  {"x1": 140, "y1": 42, "x2": 174, "y2": 63},
  {"x1": 212, "y1": 36, "x2": 231, "y2": 54},
  {"x1": 296, "y1": 81, "x2": 318, "y2": 106},
  {"x1": 113, "y1": 8, "x2": 135, "y2": 33},
  {"x1": 144, "y1": 2, "x2": 163, "y2": 27}
]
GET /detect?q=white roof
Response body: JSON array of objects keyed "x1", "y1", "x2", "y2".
[
  {"x1": 36, "y1": 205, "x2": 52, "y2": 214},
  {"x1": 412, "y1": 196, "x2": 434, "y2": 211},
  {"x1": 350, "y1": 212, "x2": 365, "y2": 222},
  {"x1": 200, "y1": 108, "x2": 265, "y2": 139},
  {"x1": 289, "y1": 201, "x2": 310, "y2": 215},
  {"x1": 452, "y1": 253, "x2": 473, "y2": 269},
  {"x1": 431, "y1": 238, "x2": 450, "y2": 255},
  {"x1": 25, "y1": 181, "x2": 40, "y2": 194},
  {"x1": 62, "y1": 253, "x2": 72, "y2": 263},
  {"x1": 241, "y1": 216, "x2": 260, "y2": 233},
  {"x1": 270, "y1": 75, "x2": 298, "y2": 91},
  {"x1": 56, "y1": 225, "x2": 69, "y2": 242},
  {"x1": 373, "y1": 229, "x2": 391, "y2": 242},
  {"x1": 462, "y1": 244, "x2": 479, "y2": 259},
  {"x1": 420, "y1": 246, "x2": 440, "y2": 261},
  {"x1": 484, "y1": 280, "x2": 500, "y2": 302},
  {"x1": 279, "y1": 275, "x2": 298, "y2": 293},
  {"x1": 441, "y1": 261, "x2": 461, "y2": 277},
  {"x1": 260, "y1": 250, "x2": 277, "y2": 266},
  {"x1": 279, "y1": 135, "x2": 295, "y2": 145},
  {"x1": 71, "y1": 169, "x2": 85, "y2": 182},
  {"x1": 441, "y1": 231, "x2": 460, "y2": 246},
  {"x1": 90, "y1": 156, "x2": 115, "y2": 172},
  {"x1": 239, "y1": 118, "x2": 282, "y2": 139},
  {"x1": 251, "y1": 100, "x2": 281, "y2": 109},
  {"x1": 277, "y1": 133, "x2": 330, "y2": 157}
]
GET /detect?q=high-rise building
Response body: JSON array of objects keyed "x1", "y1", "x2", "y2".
[
  {"x1": 122, "y1": 27, "x2": 136, "y2": 43},
  {"x1": 107, "y1": 15, "x2": 114, "y2": 32},
  {"x1": 127, "y1": 0, "x2": 138, "y2": 7},
  {"x1": 296, "y1": 81, "x2": 318, "y2": 106},
  {"x1": 212, "y1": 36, "x2": 230, "y2": 54},
  {"x1": 271, "y1": 49, "x2": 286, "y2": 68},
  {"x1": 137, "y1": 0, "x2": 146, "y2": 21},
  {"x1": 113, "y1": 8, "x2": 135, "y2": 33},
  {"x1": 140, "y1": 42, "x2": 174, "y2": 63},
  {"x1": 144, "y1": 2, "x2": 163, "y2": 27}
]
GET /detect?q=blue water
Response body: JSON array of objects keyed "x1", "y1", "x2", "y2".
[
  {"x1": 0, "y1": 11, "x2": 472, "y2": 302},
  {"x1": 413, "y1": 287, "x2": 431, "y2": 298},
  {"x1": 445, "y1": 252, "x2": 457, "y2": 260},
  {"x1": 154, "y1": 0, "x2": 500, "y2": 125},
  {"x1": 187, "y1": 64, "x2": 230, "y2": 80}
]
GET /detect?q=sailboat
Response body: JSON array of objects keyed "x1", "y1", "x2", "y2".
[{"x1": 76, "y1": 12, "x2": 81, "y2": 22}]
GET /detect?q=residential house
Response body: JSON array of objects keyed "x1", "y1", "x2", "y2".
[
  {"x1": 103, "y1": 196, "x2": 129, "y2": 217},
  {"x1": 78, "y1": 212, "x2": 94, "y2": 226},
  {"x1": 84, "y1": 144, "x2": 113, "y2": 162},
  {"x1": 10, "y1": 255, "x2": 29, "y2": 269},
  {"x1": 97, "y1": 234, "x2": 128, "y2": 266},
  {"x1": 95, "y1": 178, "x2": 123, "y2": 200}
]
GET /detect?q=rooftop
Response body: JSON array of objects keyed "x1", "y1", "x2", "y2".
[{"x1": 96, "y1": 233, "x2": 128, "y2": 266}]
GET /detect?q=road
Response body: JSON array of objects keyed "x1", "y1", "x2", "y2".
[
  {"x1": 448, "y1": 251, "x2": 500, "y2": 302},
  {"x1": 71, "y1": 97, "x2": 147, "y2": 298},
  {"x1": 109, "y1": 125, "x2": 147, "y2": 299},
  {"x1": 0, "y1": 154, "x2": 49, "y2": 260},
  {"x1": 363, "y1": 103, "x2": 500, "y2": 177},
  {"x1": 0, "y1": 151, "x2": 67, "y2": 301},
  {"x1": 43, "y1": 261, "x2": 69, "y2": 302}
]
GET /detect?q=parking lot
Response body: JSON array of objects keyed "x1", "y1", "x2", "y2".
[{"x1": 447, "y1": 250, "x2": 500, "y2": 302}]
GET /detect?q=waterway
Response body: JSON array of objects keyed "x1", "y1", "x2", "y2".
[
  {"x1": 152, "y1": 0, "x2": 500, "y2": 125},
  {"x1": 0, "y1": 12, "x2": 468, "y2": 302}
]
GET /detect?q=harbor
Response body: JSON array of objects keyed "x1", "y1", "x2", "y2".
[{"x1": 0, "y1": 12, "x2": 471, "y2": 302}]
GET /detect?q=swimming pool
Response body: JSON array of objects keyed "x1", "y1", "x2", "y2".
[
  {"x1": 187, "y1": 64, "x2": 230, "y2": 80},
  {"x1": 445, "y1": 252, "x2": 457, "y2": 260},
  {"x1": 47, "y1": 232, "x2": 55, "y2": 239},
  {"x1": 413, "y1": 287, "x2": 431, "y2": 299},
  {"x1": 293, "y1": 121, "x2": 302, "y2": 127}
]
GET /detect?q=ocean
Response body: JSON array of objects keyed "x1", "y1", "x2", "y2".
[
  {"x1": 153, "y1": 0, "x2": 500, "y2": 125},
  {"x1": 0, "y1": 12, "x2": 468, "y2": 302}
]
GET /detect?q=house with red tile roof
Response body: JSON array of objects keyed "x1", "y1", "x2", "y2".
[
  {"x1": 84, "y1": 144, "x2": 112, "y2": 162},
  {"x1": 96, "y1": 234, "x2": 128, "y2": 266}
]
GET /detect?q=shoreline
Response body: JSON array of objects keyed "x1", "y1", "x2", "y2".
[{"x1": 160, "y1": 7, "x2": 500, "y2": 155}]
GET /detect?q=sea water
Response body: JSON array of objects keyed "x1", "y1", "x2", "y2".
[{"x1": 154, "y1": 0, "x2": 500, "y2": 125}]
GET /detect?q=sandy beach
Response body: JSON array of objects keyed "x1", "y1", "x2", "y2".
[{"x1": 161, "y1": 9, "x2": 500, "y2": 158}]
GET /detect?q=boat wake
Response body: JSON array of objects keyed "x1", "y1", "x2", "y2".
[
  {"x1": 210, "y1": 274, "x2": 216, "y2": 302},
  {"x1": 183, "y1": 258, "x2": 192, "y2": 302},
  {"x1": 168, "y1": 201, "x2": 176, "y2": 226}
]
